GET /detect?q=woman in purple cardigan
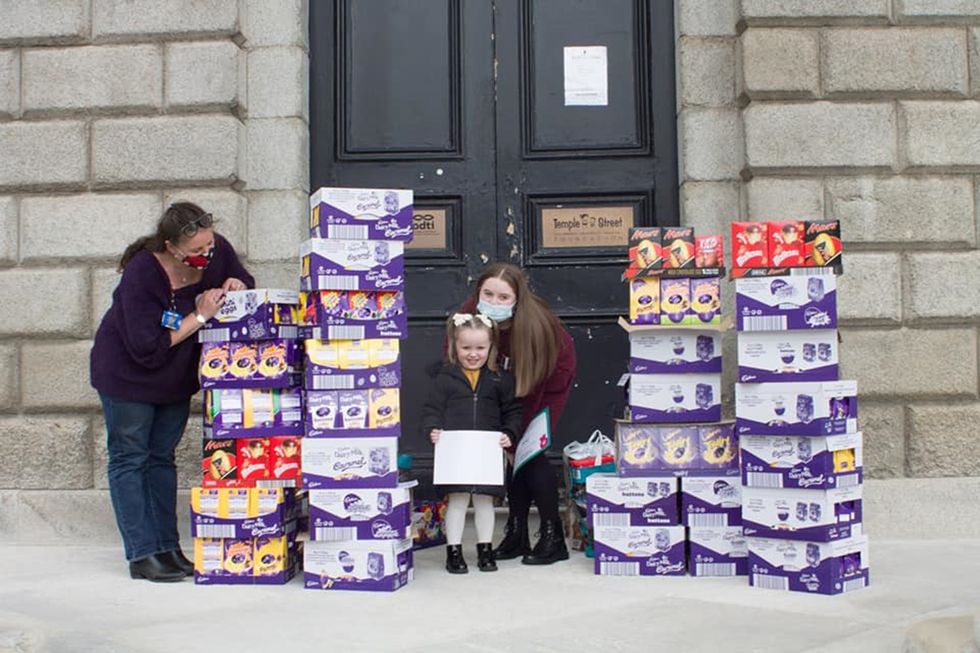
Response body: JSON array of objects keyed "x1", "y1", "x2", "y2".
[{"x1": 90, "y1": 202, "x2": 254, "y2": 582}]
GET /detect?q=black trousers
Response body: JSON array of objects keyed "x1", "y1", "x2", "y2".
[{"x1": 506, "y1": 454, "x2": 560, "y2": 525}]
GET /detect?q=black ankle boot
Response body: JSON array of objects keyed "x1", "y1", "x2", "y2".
[
  {"x1": 494, "y1": 514, "x2": 530, "y2": 560},
  {"x1": 129, "y1": 553, "x2": 186, "y2": 582},
  {"x1": 521, "y1": 519, "x2": 569, "y2": 566},
  {"x1": 445, "y1": 545, "x2": 468, "y2": 574},
  {"x1": 476, "y1": 543, "x2": 498, "y2": 572},
  {"x1": 160, "y1": 548, "x2": 194, "y2": 576}
]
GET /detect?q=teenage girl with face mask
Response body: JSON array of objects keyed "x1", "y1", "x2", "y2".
[
  {"x1": 90, "y1": 202, "x2": 254, "y2": 582},
  {"x1": 457, "y1": 262, "x2": 578, "y2": 565}
]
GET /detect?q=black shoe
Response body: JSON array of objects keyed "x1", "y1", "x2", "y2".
[
  {"x1": 494, "y1": 514, "x2": 530, "y2": 560},
  {"x1": 521, "y1": 519, "x2": 569, "y2": 566},
  {"x1": 445, "y1": 545, "x2": 468, "y2": 574},
  {"x1": 129, "y1": 553, "x2": 186, "y2": 582},
  {"x1": 160, "y1": 549, "x2": 194, "y2": 577},
  {"x1": 476, "y1": 543, "x2": 498, "y2": 572}
]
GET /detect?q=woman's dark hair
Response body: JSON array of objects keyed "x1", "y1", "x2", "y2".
[{"x1": 118, "y1": 202, "x2": 212, "y2": 271}]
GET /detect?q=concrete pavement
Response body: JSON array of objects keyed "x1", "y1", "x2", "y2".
[{"x1": 1, "y1": 532, "x2": 978, "y2": 653}]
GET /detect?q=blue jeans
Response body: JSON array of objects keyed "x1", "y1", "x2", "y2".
[{"x1": 100, "y1": 393, "x2": 190, "y2": 561}]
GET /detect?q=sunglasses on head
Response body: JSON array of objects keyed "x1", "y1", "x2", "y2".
[{"x1": 180, "y1": 213, "x2": 214, "y2": 237}]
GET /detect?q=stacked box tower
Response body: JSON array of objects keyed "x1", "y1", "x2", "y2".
[
  {"x1": 732, "y1": 221, "x2": 869, "y2": 595},
  {"x1": 588, "y1": 227, "x2": 746, "y2": 578},
  {"x1": 299, "y1": 187, "x2": 416, "y2": 592},
  {"x1": 192, "y1": 289, "x2": 305, "y2": 585}
]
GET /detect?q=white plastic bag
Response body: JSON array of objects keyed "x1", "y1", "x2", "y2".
[{"x1": 562, "y1": 429, "x2": 615, "y2": 467}]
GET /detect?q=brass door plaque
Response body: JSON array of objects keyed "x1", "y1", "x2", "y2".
[
  {"x1": 408, "y1": 209, "x2": 448, "y2": 249},
  {"x1": 541, "y1": 206, "x2": 634, "y2": 248}
]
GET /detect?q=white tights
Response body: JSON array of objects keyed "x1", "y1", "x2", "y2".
[{"x1": 445, "y1": 493, "x2": 495, "y2": 546}]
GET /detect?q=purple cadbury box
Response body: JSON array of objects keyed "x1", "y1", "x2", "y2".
[
  {"x1": 688, "y1": 526, "x2": 748, "y2": 577},
  {"x1": 199, "y1": 339, "x2": 302, "y2": 390},
  {"x1": 310, "y1": 187, "x2": 414, "y2": 241},
  {"x1": 735, "y1": 275, "x2": 837, "y2": 331},
  {"x1": 740, "y1": 432, "x2": 863, "y2": 490},
  {"x1": 203, "y1": 387, "x2": 304, "y2": 439},
  {"x1": 748, "y1": 535, "x2": 869, "y2": 595},
  {"x1": 593, "y1": 525, "x2": 686, "y2": 576},
  {"x1": 304, "y1": 538, "x2": 413, "y2": 592},
  {"x1": 735, "y1": 380, "x2": 858, "y2": 436},
  {"x1": 586, "y1": 474, "x2": 680, "y2": 527},
  {"x1": 680, "y1": 476, "x2": 742, "y2": 527},
  {"x1": 741, "y1": 485, "x2": 862, "y2": 542},
  {"x1": 737, "y1": 330, "x2": 839, "y2": 383},
  {"x1": 300, "y1": 238, "x2": 405, "y2": 292},
  {"x1": 308, "y1": 485, "x2": 412, "y2": 541}
]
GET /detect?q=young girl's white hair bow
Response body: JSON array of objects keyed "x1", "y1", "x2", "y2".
[{"x1": 452, "y1": 312, "x2": 493, "y2": 328}]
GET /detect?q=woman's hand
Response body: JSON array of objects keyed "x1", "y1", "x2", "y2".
[
  {"x1": 499, "y1": 433, "x2": 512, "y2": 449},
  {"x1": 222, "y1": 277, "x2": 247, "y2": 292},
  {"x1": 197, "y1": 288, "x2": 227, "y2": 320},
  {"x1": 429, "y1": 429, "x2": 442, "y2": 444}
]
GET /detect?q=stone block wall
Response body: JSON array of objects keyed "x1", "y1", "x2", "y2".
[
  {"x1": 677, "y1": 0, "x2": 980, "y2": 485},
  {"x1": 0, "y1": 0, "x2": 309, "y2": 541}
]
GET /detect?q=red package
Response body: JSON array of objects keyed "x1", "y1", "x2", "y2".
[
  {"x1": 805, "y1": 220, "x2": 842, "y2": 266},
  {"x1": 662, "y1": 227, "x2": 696, "y2": 269},
  {"x1": 238, "y1": 438, "x2": 272, "y2": 483},
  {"x1": 769, "y1": 221, "x2": 805, "y2": 267},
  {"x1": 695, "y1": 235, "x2": 725, "y2": 268},
  {"x1": 731, "y1": 222, "x2": 768, "y2": 268},
  {"x1": 271, "y1": 436, "x2": 302, "y2": 480},
  {"x1": 202, "y1": 439, "x2": 239, "y2": 487},
  {"x1": 624, "y1": 227, "x2": 663, "y2": 280}
]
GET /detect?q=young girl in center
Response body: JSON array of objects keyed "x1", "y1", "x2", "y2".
[{"x1": 421, "y1": 313, "x2": 523, "y2": 574}]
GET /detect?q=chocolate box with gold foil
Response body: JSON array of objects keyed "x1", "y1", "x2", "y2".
[
  {"x1": 199, "y1": 339, "x2": 302, "y2": 390},
  {"x1": 198, "y1": 288, "x2": 300, "y2": 343},
  {"x1": 310, "y1": 187, "x2": 414, "y2": 241}
]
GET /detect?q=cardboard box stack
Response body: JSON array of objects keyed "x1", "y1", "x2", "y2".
[
  {"x1": 588, "y1": 227, "x2": 743, "y2": 577},
  {"x1": 193, "y1": 289, "x2": 305, "y2": 584},
  {"x1": 299, "y1": 187, "x2": 416, "y2": 592},
  {"x1": 731, "y1": 221, "x2": 869, "y2": 595}
]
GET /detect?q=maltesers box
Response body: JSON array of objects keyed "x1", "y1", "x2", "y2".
[
  {"x1": 737, "y1": 329, "x2": 839, "y2": 382},
  {"x1": 203, "y1": 387, "x2": 303, "y2": 439},
  {"x1": 304, "y1": 388, "x2": 400, "y2": 437},
  {"x1": 303, "y1": 338, "x2": 401, "y2": 390},
  {"x1": 735, "y1": 275, "x2": 837, "y2": 331},
  {"x1": 741, "y1": 485, "x2": 862, "y2": 542},
  {"x1": 198, "y1": 288, "x2": 300, "y2": 343},
  {"x1": 661, "y1": 227, "x2": 696, "y2": 269},
  {"x1": 614, "y1": 421, "x2": 739, "y2": 478},
  {"x1": 804, "y1": 220, "x2": 842, "y2": 267},
  {"x1": 299, "y1": 238, "x2": 405, "y2": 292},
  {"x1": 201, "y1": 437, "x2": 301, "y2": 488},
  {"x1": 735, "y1": 380, "x2": 858, "y2": 436},
  {"x1": 199, "y1": 339, "x2": 302, "y2": 390},
  {"x1": 193, "y1": 529, "x2": 300, "y2": 585},
  {"x1": 740, "y1": 432, "x2": 863, "y2": 490},
  {"x1": 308, "y1": 484, "x2": 413, "y2": 541},
  {"x1": 301, "y1": 290, "x2": 407, "y2": 340},
  {"x1": 593, "y1": 525, "x2": 686, "y2": 576},
  {"x1": 190, "y1": 487, "x2": 299, "y2": 539},
  {"x1": 586, "y1": 474, "x2": 680, "y2": 527},
  {"x1": 680, "y1": 476, "x2": 742, "y2": 527},
  {"x1": 748, "y1": 534, "x2": 869, "y2": 595},
  {"x1": 731, "y1": 222, "x2": 769, "y2": 268},
  {"x1": 628, "y1": 277, "x2": 661, "y2": 325},
  {"x1": 304, "y1": 538, "x2": 413, "y2": 591},
  {"x1": 627, "y1": 329, "x2": 721, "y2": 374},
  {"x1": 688, "y1": 526, "x2": 747, "y2": 577},
  {"x1": 309, "y1": 187, "x2": 414, "y2": 241},
  {"x1": 301, "y1": 436, "x2": 399, "y2": 489},
  {"x1": 623, "y1": 227, "x2": 663, "y2": 280},
  {"x1": 627, "y1": 373, "x2": 721, "y2": 423},
  {"x1": 768, "y1": 221, "x2": 806, "y2": 268}
]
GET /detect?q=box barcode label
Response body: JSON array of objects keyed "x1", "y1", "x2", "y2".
[
  {"x1": 837, "y1": 473, "x2": 860, "y2": 488},
  {"x1": 746, "y1": 472, "x2": 783, "y2": 488},
  {"x1": 317, "y1": 275, "x2": 358, "y2": 290},
  {"x1": 257, "y1": 479, "x2": 296, "y2": 488},
  {"x1": 789, "y1": 268, "x2": 834, "y2": 276},
  {"x1": 599, "y1": 561, "x2": 639, "y2": 576},
  {"x1": 312, "y1": 375, "x2": 355, "y2": 390},
  {"x1": 194, "y1": 525, "x2": 237, "y2": 538},
  {"x1": 696, "y1": 562, "x2": 736, "y2": 577},
  {"x1": 752, "y1": 574, "x2": 789, "y2": 590},
  {"x1": 842, "y1": 577, "x2": 866, "y2": 593},
  {"x1": 327, "y1": 225, "x2": 369, "y2": 240},
  {"x1": 687, "y1": 513, "x2": 729, "y2": 527},
  {"x1": 199, "y1": 328, "x2": 231, "y2": 342},
  {"x1": 314, "y1": 526, "x2": 357, "y2": 541},
  {"x1": 282, "y1": 410, "x2": 303, "y2": 421},
  {"x1": 592, "y1": 513, "x2": 630, "y2": 527},
  {"x1": 328, "y1": 326, "x2": 366, "y2": 340},
  {"x1": 742, "y1": 316, "x2": 788, "y2": 331}
]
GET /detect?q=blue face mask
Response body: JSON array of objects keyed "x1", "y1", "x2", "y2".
[{"x1": 477, "y1": 300, "x2": 514, "y2": 322}]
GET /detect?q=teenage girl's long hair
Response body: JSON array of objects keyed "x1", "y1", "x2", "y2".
[
  {"x1": 475, "y1": 262, "x2": 560, "y2": 397},
  {"x1": 118, "y1": 202, "x2": 210, "y2": 271}
]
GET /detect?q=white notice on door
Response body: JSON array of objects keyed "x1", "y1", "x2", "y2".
[{"x1": 563, "y1": 46, "x2": 608, "y2": 106}]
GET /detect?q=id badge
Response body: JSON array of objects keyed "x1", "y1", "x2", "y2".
[{"x1": 161, "y1": 310, "x2": 182, "y2": 330}]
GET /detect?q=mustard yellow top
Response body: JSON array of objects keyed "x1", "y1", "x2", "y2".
[{"x1": 462, "y1": 367, "x2": 480, "y2": 390}]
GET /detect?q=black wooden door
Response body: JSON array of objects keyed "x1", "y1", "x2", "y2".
[{"x1": 310, "y1": 0, "x2": 677, "y2": 488}]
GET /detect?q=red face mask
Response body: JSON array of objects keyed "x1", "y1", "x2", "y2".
[{"x1": 175, "y1": 245, "x2": 215, "y2": 270}]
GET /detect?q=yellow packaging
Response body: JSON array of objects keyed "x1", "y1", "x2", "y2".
[
  {"x1": 629, "y1": 276, "x2": 661, "y2": 324},
  {"x1": 305, "y1": 339, "x2": 339, "y2": 369},
  {"x1": 194, "y1": 537, "x2": 224, "y2": 575},
  {"x1": 222, "y1": 539, "x2": 254, "y2": 575},
  {"x1": 833, "y1": 448, "x2": 856, "y2": 473},
  {"x1": 191, "y1": 487, "x2": 223, "y2": 517},
  {"x1": 370, "y1": 339, "x2": 399, "y2": 367},
  {"x1": 227, "y1": 489, "x2": 251, "y2": 518},
  {"x1": 253, "y1": 535, "x2": 290, "y2": 577},
  {"x1": 369, "y1": 389, "x2": 401, "y2": 429},
  {"x1": 341, "y1": 340, "x2": 371, "y2": 369},
  {"x1": 252, "y1": 487, "x2": 285, "y2": 517}
]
